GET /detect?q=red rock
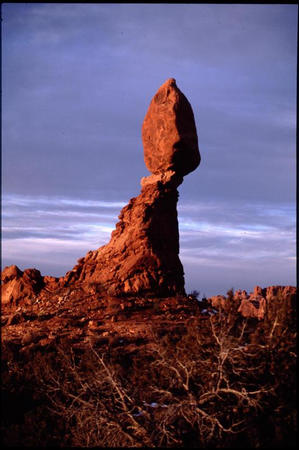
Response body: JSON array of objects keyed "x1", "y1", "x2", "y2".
[
  {"x1": 142, "y1": 78, "x2": 200, "y2": 176},
  {"x1": 208, "y1": 286, "x2": 297, "y2": 320},
  {"x1": 65, "y1": 170, "x2": 185, "y2": 296},
  {"x1": 264, "y1": 285, "x2": 295, "y2": 300},
  {"x1": 1, "y1": 265, "x2": 44, "y2": 306},
  {"x1": 252, "y1": 285, "x2": 264, "y2": 297},
  {"x1": 1, "y1": 80, "x2": 202, "y2": 302},
  {"x1": 208, "y1": 295, "x2": 226, "y2": 309},
  {"x1": 23, "y1": 268, "x2": 43, "y2": 287},
  {"x1": 58, "y1": 79, "x2": 203, "y2": 298},
  {"x1": 43, "y1": 276, "x2": 60, "y2": 292},
  {"x1": 238, "y1": 297, "x2": 266, "y2": 320},
  {"x1": 1, "y1": 265, "x2": 23, "y2": 283},
  {"x1": 234, "y1": 289, "x2": 248, "y2": 301}
]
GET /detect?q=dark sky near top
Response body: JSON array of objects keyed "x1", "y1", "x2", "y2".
[{"x1": 2, "y1": 3, "x2": 297, "y2": 297}]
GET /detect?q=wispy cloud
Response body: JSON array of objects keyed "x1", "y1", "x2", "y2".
[
  {"x1": 2, "y1": 4, "x2": 296, "y2": 295},
  {"x1": 3, "y1": 194, "x2": 126, "y2": 209},
  {"x1": 1, "y1": 194, "x2": 295, "y2": 296}
]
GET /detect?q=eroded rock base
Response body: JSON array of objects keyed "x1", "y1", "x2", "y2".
[{"x1": 63, "y1": 170, "x2": 186, "y2": 297}]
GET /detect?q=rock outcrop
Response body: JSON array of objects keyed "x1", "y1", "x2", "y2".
[
  {"x1": 60, "y1": 78, "x2": 201, "y2": 296},
  {"x1": 1, "y1": 78, "x2": 200, "y2": 301},
  {"x1": 208, "y1": 285, "x2": 297, "y2": 320},
  {"x1": 63, "y1": 170, "x2": 185, "y2": 296},
  {"x1": 1, "y1": 266, "x2": 44, "y2": 306}
]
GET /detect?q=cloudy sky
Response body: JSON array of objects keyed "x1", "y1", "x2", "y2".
[{"x1": 2, "y1": 3, "x2": 297, "y2": 297}]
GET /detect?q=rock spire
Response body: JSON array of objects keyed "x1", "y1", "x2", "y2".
[
  {"x1": 1, "y1": 78, "x2": 201, "y2": 302},
  {"x1": 64, "y1": 78, "x2": 201, "y2": 296}
]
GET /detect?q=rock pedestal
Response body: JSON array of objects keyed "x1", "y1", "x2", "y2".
[
  {"x1": 64, "y1": 170, "x2": 185, "y2": 296},
  {"x1": 1, "y1": 78, "x2": 201, "y2": 300},
  {"x1": 63, "y1": 78, "x2": 201, "y2": 296}
]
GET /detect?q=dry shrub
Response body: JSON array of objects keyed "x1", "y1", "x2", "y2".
[{"x1": 1, "y1": 294, "x2": 296, "y2": 447}]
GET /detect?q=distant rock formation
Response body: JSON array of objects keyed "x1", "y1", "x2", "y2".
[
  {"x1": 208, "y1": 285, "x2": 297, "y2": 320},
  {"x1": 1, "y1": 78, "x2": 200, "y2": 302}
]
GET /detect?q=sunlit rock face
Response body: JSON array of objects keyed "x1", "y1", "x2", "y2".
[
  {"x1": 1, "y1": 266, "x2": 44, "y2": 306},
  {"x1": 1, "y1": 79, "x2": 201, "y2": 299},
  {"x1": 142, "y1": 78, "x2": 200, "y2": 176},
  {"x1": 64, "y1": 170, "x2": 184, "y2": 296},
  {"x1": 64, "y1": 79, "x2": 201, "y2": 296},
  {"x1": 208, "y1": 286, "x2": 297, "y2": 320}
]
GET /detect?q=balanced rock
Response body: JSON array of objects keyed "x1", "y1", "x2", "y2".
[
  {"x1": 63, "y1": 79, "x2": 201, "y2": 296},
  {"x1": 142, "y1": 78, "x2": 201, "y2": 176},
  {"x1": 1, "y1": 79, "x2": 200, "y2": 301}
]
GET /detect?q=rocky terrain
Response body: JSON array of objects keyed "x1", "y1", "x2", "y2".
[
  {"x1": 1, "y1": 284, "x2": 201, "y2": 355},
  {"x1": 1, "y1": 279, "x2": 296, "y2": 448},
  {"x1": 1, "y1": 79, "x2": 296, "y2": 448},
  {"x1": 208, "y1": 285, "x2": 297, "y2": 320},
  {"x1": 1, "y1": 276, "x2": 295, "y2": 356}
]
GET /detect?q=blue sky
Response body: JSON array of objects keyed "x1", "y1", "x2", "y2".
[{"x1": 2, "y1": 3, "x2": 297, "y2": 297}]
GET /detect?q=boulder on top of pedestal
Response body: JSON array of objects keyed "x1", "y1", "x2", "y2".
[{"x1": 142, "y1": 78, "x2": 200, "y2": 176}]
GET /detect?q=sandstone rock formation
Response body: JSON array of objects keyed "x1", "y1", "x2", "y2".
[
  {"x1": 1, "y1": 266, "x2": 44, "y2": 306},
  {"x1": 142, "y1": 78, "x2": 200, "y2": 176},
  {"x1": 1, "y1": 78, "x2": 200, "y2": 301},
  {"x1": 59, "y1": 79, "x2": 201, "y2": 296},
  {"x1": 208, "y1": 285, "x2": 297, "y2": 320},
  {"x1": 63, "y1": 170, "x2": 185, "y2": 296}
]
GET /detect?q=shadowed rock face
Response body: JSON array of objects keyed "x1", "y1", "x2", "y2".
[
  {"x1": 142, "y1": 78, "x2": 200, "y2": 176},
  {"x1": 1, "y1": 78, "x2": 200, "y2": 300}
]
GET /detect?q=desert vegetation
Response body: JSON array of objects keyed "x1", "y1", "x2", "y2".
[{"x1": 1, "y1": 290, "x2": 296, "y2": 448}]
